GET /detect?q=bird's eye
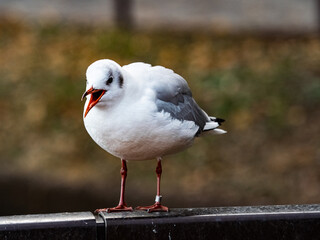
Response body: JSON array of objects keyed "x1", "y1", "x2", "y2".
[{"x1": 106, "y1": 77, "x2": 113, "y2": 85}]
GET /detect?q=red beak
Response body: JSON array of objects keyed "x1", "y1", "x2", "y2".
[{"x1": 82, "y1": 87, "x2": 106, "y2": 117}]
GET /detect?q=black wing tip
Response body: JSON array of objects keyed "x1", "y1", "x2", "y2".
[{"x1": 212, "y1": 117, "x2": 225, "y2": 124}]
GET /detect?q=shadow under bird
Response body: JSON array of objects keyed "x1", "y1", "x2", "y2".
[{"x1": 82, "y1": 59, "x2": 226, "y2": 213}]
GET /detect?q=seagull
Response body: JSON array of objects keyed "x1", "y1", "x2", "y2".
[{"x1": 82, "y1": 59, "x2": 226, "y2": 213}]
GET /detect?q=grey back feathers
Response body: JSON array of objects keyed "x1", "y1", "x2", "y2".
[
  {"x1": 156, "y1": 93, "x2": 209, "y2": 135},
  {"x1": 150, "y1": 68, "x2": 209, "y2": 135},
  {"x1": 124, "y1": 62, "x2": 224, "y2": 135}
]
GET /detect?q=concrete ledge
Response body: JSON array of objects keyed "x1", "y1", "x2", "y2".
[
  {"x1": 98, "y1": 204, "x2": 320, "y2": 240},
  {"x1": 0, "y1": 212, "x2": 96, "y2": 240},
  {"x1": 0, "y1": 204, "x2": 319, "y2": 239}
]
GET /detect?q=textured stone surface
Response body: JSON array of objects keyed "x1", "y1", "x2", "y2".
[
  {"x1": 0, "y1": 212, "x2": 97, "y2": 240},
  {"x1": 0, "y1": 205, "x2": 319, "y2": 239},
  {"x1": 99, "y1": 204, "x2": 320, "y2": 240}
]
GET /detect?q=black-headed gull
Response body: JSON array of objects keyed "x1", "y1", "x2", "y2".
[{"x1": 82, "y1": 59, "x2": 226, "y2": 213}]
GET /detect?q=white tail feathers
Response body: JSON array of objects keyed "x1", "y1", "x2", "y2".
[
  {"x1": 203, "y1": 122, "x2": 219, "y2": 131},
  {"x1": 202, "y1": 121, "x2": 227, "y2": 135},
  {"x1": 211, "y1": 128, "x2": 227, "y2": 135}
]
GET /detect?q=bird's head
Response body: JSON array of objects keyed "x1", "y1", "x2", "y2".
[{"x1": 82, "y1": 59, "x2": 124, "y2": 117}]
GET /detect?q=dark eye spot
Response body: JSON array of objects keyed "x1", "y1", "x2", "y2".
[
  {"x1": 106, "y1": 77, "x2": 113, "y2": 85},
  {"x1": 119, "y1": 74, "x2": 123, "y2": 88}
]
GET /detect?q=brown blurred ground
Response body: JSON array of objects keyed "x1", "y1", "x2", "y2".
[{"x1": 0, "y1": 16, "x2": 319, "y2": 216}]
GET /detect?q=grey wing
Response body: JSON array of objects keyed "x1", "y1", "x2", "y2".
[
  {"x1": 156, "y1": 93, "x2": 209, "y2": 135},
  {"x1": 152, "y1": 69, "x2": 209, "y2": 135},
  {"x1": 127, "y1": 63, "x2": 213, "y2": 135}
]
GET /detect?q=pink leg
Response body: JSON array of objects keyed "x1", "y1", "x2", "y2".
[
  {"x1": 136, "y1": 158, "x2": 169, "y2": 212},
  {"x1": 95, "y1": 159, "x2": 133, "y2": 213}
]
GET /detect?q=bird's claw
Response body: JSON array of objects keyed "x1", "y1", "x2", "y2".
[
  {"x1": 136, "y1": 202, "x2": 169, "y2": 213},
  {"x1": 95, "y1": 205, "x2": 133, "y2": 213}
]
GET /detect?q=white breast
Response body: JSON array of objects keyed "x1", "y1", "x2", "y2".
[{"x1": 83, "y1": 97, "x2": 199, "y2": 161}]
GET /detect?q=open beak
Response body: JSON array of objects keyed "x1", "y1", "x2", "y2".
[{"x1": 82, "y1": 87, "x2": 106, "y2": 117}]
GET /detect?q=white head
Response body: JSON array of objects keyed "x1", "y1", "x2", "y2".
[{"x1": 82, "y1": 59, "x2": 125, "y2": 117}]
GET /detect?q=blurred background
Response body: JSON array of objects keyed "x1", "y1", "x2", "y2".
[{"x1": 0, "y1": 0, "x2": 320, "y2": 216}]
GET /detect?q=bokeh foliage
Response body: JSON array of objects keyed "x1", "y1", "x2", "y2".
[{"x1": 0, "y1": 17, "x2": 319, "y2": 214}]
